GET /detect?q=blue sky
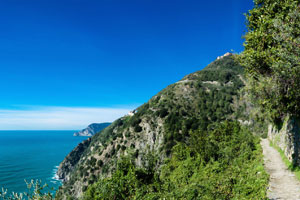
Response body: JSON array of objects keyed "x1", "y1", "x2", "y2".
[{"x1": 0, "y1": 0, "x2": 254, "y2": 129}]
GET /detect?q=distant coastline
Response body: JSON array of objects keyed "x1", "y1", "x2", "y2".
[{"x1": 73, "y1": 123, "x2": 111, "y2": 136}]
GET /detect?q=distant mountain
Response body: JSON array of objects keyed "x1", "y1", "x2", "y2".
[{"x1": 73, "y1": 123, "x2": 111, "y2": 136}]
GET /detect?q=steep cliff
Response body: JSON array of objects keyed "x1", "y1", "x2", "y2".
[
  {"x1": 56, "y1": 55, "x2": 246, "y2": 199},
  {"x1": 74, "y1": 123, "x2": 111, "y2": 136},
  {"x1": 57, "y1": 138, "x2": 92, "y2": 182}
]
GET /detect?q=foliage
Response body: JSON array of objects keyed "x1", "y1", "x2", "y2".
[
  {"x1": 239, "y1": 0, "x2": 300, "y2": 122},
  {"x1": 83, "y1": 156, "x2": 160, "y2": 200},
  {"x1": 0, "y1": 180, "x2": 54, "y2": 200},
  {"x1": 56, "y1": 56, "x2": 249, "y2": 198},
  {"x1": 159, "y1": 121, "x2": 268, "y2": 200},
  {"x1": 161, "y1": 56, "x2": 245, "y2": 153},
  {"x1": 83, "y1": 121, "x2": 269, "y2": 200}
]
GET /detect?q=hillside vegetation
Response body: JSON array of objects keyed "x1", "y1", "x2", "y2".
[
  {"x1": 83, "y1": 121, "x2": 268, "y2": 200},
  {"x1": 239, "y1": 0, "x2": 300, "y2": 124},
  {"x1": 240, "y1": 0, "x2": 300, "y2": 168},
  {"x1": 0, "y1": 55, "x2": 269, "y2": 200},
  {"x1": 3, "y1": 0, "x2": 300, "y2": 198},
  {"x1": 0, "y1": 55, "x2": 270, "y2": 200},
  {"x1": 53, "y1": 55, "x2": 268, "y2": 199}
]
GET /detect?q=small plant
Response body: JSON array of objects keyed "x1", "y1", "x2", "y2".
[
  {"x1": 121, "y1": 145, "x2": 126, "y2": 151},
  {"x1": 0, "y1": 180, "x2": 54, "y2": 200},
  {"x1": 97, "y1": 160, "x2": 103, "y2": 167}
]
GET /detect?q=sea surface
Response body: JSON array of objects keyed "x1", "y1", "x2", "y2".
[{"x1": 0, "y1": 130, "x2": 87, "y2": 195}]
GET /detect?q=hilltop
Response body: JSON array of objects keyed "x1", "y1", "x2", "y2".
[{"x1": 54, "y1": 54, "x2": 268, "y2": 199}]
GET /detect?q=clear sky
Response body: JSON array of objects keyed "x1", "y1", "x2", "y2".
[{"x1": 0, "y1": 0, "x2": 254, "y2": 130}]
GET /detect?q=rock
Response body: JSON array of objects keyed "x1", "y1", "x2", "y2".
[
  {"x1": 268, "y1": 116, "x2": 300, "y2": 165},
  {"x1": 74, "y1": 123, "x2": 111, "y2": 136},
  {"x1": 57, "y1": 138, "x2": 92, "y2": 182}
]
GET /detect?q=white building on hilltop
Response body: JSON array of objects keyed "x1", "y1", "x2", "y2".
[{"x1": 217, "y1": 52, "x2": 233, "y2": 60}]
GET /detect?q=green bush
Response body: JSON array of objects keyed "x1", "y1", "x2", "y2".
[
  {"x1": 239, "y1": 0, "x2": 300, "y2": 122},
  {"x1": 134, "y1": 125, "x2": 143, "y2": 132},
  {"x1": 121, "y1": 145, "x2": 126, "y2": 151},
  {"x1": 83, "y1": 121, "x2": 268, "y2": 200},
  {"x1": 97, "y1": 160, "x2": 103, "y2": 167},
  {"x1": 158, "y1": 108, "x2": 169, "y2": 118}
]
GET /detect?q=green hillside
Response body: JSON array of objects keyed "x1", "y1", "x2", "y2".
[
  {"x1": 54, "y1": 55, "x2": 268, "y2": 199},
  {"x1": 3, "y1": 0, "x2": 300, "y2": 198}
]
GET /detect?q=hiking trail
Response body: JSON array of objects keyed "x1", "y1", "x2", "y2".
[{"x1": 261, "y1": 138, "x2": 300, "y2": 200}]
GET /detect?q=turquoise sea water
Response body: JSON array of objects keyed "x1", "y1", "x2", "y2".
[{"x1": 0, "y1": 130, "x2": 87, "y2": 194}]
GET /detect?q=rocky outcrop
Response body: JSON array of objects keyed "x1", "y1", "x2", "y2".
[
  {"x1": 268, "y1": 116, "x2": 300, "y2": 165},
  {"x1": 57, "y1": 138, "x2": 92, "y2": 182},
  {"x1": 74, "y1": 123, "x2": 111, "y2": 136}
]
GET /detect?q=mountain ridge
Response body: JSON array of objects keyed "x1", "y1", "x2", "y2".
[{"x1": 56, "y1": 55, "x2": 248, "y2": 199}]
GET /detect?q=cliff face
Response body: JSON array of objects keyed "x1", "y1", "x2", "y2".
[
  {"x1": 57, "y1": 138, "x2": 92, "y2": 182},
  {"x1": 73, "y1": 123, "x2": 111, "y2": 136},
  {"x1": 56, "y1": 55, "x2": 246, "y2": 199},
  {"x1": 268, "y1": 116, "x2": 300, "y2": 165}
]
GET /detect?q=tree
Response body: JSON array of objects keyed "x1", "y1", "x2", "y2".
[{"x1": 239, "y1": 0, "x2": 300, "y2": 123}]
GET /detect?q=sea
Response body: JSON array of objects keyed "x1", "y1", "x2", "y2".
[{"x1": 0, "y1": 130, "x2": 88, "y2": 195}]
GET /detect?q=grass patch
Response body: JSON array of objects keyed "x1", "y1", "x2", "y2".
[{"x1": 269, "y1": 140, "x2": 300, "y2": 180}]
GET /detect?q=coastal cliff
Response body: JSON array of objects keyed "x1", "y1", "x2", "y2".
[
  {"x1": 73, "y1": 123, "x2": 111, "y2": 136},
  {"x1": 57, "y1": 138, "x2": 92, "y2": 182}
]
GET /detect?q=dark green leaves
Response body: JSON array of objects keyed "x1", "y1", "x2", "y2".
[{"x1": 240, "y1": 0, "x2": 300, "y2": 122}]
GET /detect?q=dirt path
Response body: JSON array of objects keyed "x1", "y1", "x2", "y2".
[{"x1": 261, "y1": 139, "x2": 300, "y2": 200}]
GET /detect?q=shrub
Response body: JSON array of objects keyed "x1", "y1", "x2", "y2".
[
  {"x1": 83, "y1": 121, "x2": 269, "y2": 200},
  {"x1": 121, "y1": 145, "x2": 126, "y2": 151},
  {"x1": 134, "y1": 125, "x2": 143, "y2": 132},
  {"x1": 158, "y1": 108, "x2": 169, "y2": 118},
  {"x1": 97, "y1": 160, "x2": 103, "y2": 167},
  {"x1": 239, "y1": 0, "x2": 300, "y2": 122}
]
